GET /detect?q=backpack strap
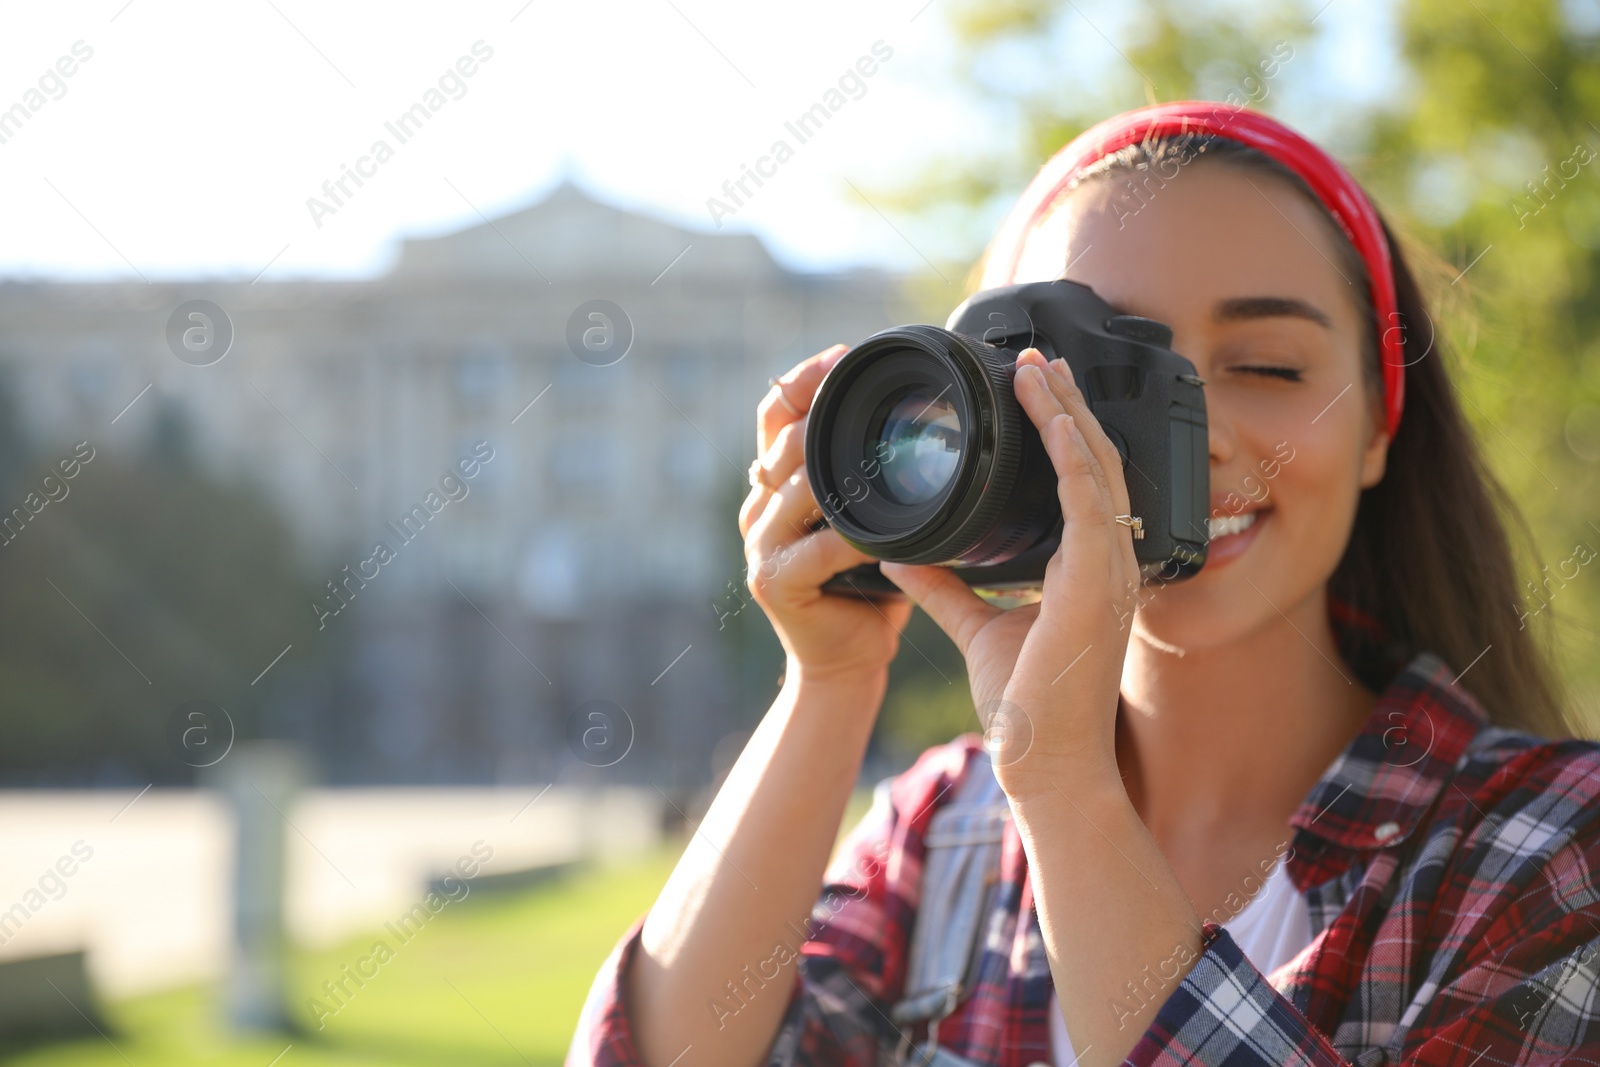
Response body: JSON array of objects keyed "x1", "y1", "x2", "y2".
[{"x1": 889, "y1": 749, "x2": 1010, "y2": 1058}]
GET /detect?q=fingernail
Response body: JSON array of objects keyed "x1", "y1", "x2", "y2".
[{"x1": 1051, "y1": 357, "x2": 1072, "y2": 377}]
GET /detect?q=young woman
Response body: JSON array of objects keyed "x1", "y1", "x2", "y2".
[{"x1": 568, "y1": 103, "x2": 1600, "y2": 1067}]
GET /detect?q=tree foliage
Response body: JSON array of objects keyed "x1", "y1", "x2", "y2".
[
  {"x1": 1360, "y1": 0, "x2": 1600, "y2": 712},
  {"x1": 0, "y1": 398, "x2": 334, "y2": 784}
]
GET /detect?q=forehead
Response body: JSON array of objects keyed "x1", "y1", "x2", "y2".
[{"x1": 1011, "y1": 163, "x2": 1362, "y2": 330}]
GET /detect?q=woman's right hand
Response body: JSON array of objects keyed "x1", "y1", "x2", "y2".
[{"x1": 739, "y1": 344, "x2": 914, "y2": 683}]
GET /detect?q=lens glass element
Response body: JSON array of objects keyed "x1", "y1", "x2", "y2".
[{"x1": 877, "y1": 389, "x2": 963, "y2": 505}]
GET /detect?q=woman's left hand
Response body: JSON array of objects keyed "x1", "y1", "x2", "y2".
[{"x1": 880, "y1": 346, "x2": 1140, "y2": 798}]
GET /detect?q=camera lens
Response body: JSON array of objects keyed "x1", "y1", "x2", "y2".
[
  {"x1": 876, "y1": 388, "x2": 963, "y2": 506},
  {"x1": 809, "y1": 279, "x2": 1211, "y2": 595},
  {"x1": 805, "y1": 325, "x2": 1060, "y2": 567}
]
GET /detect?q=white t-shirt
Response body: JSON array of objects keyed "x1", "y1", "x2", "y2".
[{"x1": 1050, "y1": 852, "x2": 1313, "y2": 1067}]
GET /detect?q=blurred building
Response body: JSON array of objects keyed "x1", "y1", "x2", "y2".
[{"x1": 0, "y1": 181, "x2": 913, "y2": 787}]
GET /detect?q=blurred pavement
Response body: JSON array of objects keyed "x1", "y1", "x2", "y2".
[{"x1": 0, "y1": 785, "x2": 660, "y2": 997}]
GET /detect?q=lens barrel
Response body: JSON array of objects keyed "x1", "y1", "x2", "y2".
[{"x1": 805, "y1": 325, "x2": 1061, "y2": 566}]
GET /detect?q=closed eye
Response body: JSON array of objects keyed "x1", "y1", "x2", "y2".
[{"x1": 1237, "y1": 366, "x2": 1303, "y2": 382}]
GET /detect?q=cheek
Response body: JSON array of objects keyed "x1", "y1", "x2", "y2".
[
  {"x1": 1217, "y1": 385, "x2": 1322, "y2": 445},
  {"x1": 1130, "y1": 388, "x2": 1369, "y2": 643},
  {"x1": 1260, "y1": 417, "x2": 1366, "y2": 571}
]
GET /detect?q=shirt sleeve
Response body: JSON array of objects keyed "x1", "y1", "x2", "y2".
[{"x1": 565, "y1": 740, "x2": 976, "y2": 1067}]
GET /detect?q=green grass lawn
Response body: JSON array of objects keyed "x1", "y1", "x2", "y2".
[
  {"x1": 7, "y1": 844, "x2": 683, "y2": 1067},
  {"x1": 9, "y1": 790, "x2": 877, "y2": 1067}
]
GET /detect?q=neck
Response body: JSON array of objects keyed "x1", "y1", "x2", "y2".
[{"x1": 1116, "y1": 584, "x2": 1376, "y2": 846}]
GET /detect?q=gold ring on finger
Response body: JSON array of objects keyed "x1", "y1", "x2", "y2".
[
  {"x1": 1114, "y1": 514, "x2": 1145, "y2": 540},
  {"x1": 748, "y1": 458, "x2": 780, "y2": 492},
  {"x1": 767, "y1": 376, "x2": 803, "y2": 417}
]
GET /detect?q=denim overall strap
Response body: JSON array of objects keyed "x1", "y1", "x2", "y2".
[{"x1": 888, "y1": 751, "x2": 1009, "y2": 1067}]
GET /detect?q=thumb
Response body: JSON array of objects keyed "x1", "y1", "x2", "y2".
[{"x1": 879, "y1": 562, "x2": 1001, "y2": 655}]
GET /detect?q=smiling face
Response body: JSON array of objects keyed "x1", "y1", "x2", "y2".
[{"x1": 1010, "y1": 160, "x2": 1391, "y2": 652}]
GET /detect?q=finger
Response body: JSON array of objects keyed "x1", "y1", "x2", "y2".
[
  {"x1": 1043, "y1": 410, "x2": 1146, "y2": 628},
  {"x1": 748, "y1": 468, "x2": 826, "y2": 552},
  {"x1": 739, "y1": 419, "x2": 811, "y2": 539},
  {"x1": 1042, "y1": 356, "x2": 1141, "y2": 579},
  {"x1": 747, "y1": 527, "x2": 876, "y2": 603},
  {"x1": 758, "y1": 344, "x2": 848, "y2": 455},
  {"x1": 1018, "y1": 367, "x2": 1119, "y2": 572},
  {"x1": 1052, "y1": 359, "x2": 1133, "y2": 514},
  {"x1": 758, "y1": 420, "x2": 808, "y2": 489},
  {"x1": 1028, "y1": 410, "x2": 1137, "y2": 641},
  {"x1": 1019, "y1": 351, "x2": 1140, "y2": 579},
  {"x1": 739, "y1": 481, "x2": 772, "y2": 540},
  {"x1": 879, "y1": 561, "x2": 1002, "y2": 657},
  {"x1": 1018, "y1": 349, "x2": 1130, "y2": 517}
]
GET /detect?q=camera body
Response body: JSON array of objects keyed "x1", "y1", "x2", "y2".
[{"x1": 806, "y1": 279, "x2": 1210, "y2": 598}]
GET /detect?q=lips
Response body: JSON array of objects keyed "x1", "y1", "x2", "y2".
[{"x1": 1203, "y1": 506, "x2": 1271, "y2": 571}]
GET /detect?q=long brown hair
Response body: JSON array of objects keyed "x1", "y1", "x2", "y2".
[{"x1": 984, "y1": 134, "x2": 1571, "y2": 739}]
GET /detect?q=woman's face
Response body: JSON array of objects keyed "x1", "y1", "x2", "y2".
[{"x1": 1011, "y1": 162, "x2": 1390, "y2": 653}]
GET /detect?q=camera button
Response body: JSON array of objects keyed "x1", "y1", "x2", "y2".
[{"x1": 1104, "y1": 315, "x2": 1173, "y2": 347}]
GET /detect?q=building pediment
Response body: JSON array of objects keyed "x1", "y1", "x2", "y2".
[{"x1": 393, "y1": 180, "x2": 783, "y2": 285}]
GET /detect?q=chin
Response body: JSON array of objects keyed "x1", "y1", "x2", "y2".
[
  {"x1": 1125, "y1": 505, "x2": 1276, "y2": 653},
  {"x1": 1129, "y1": 587, "x2": 1270, "y2": 656},
  {"x1": 1129, "y1": 506, "x2": 1341, "y2": 656}
]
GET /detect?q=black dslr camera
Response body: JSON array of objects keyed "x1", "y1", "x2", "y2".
[{"x1": 805, "y1": 279, "x2": 1210, "y2": 599}]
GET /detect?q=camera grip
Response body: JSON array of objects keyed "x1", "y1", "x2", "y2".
[{"x1": 820, "y1": 563, "x2": 906, "y2": 601}]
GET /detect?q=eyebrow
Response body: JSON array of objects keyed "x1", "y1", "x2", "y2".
[{"x1": 1212, "y1": 296, "x2": 1333, "y2": 329}]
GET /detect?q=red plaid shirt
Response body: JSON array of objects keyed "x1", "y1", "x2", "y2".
[{"x1": 569, "y1": 651, "x2": 1600, "y2": 1066}]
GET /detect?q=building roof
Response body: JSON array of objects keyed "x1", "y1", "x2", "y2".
[{"x1": 393, "y1": 179, "x2": 786, "y2": 285}]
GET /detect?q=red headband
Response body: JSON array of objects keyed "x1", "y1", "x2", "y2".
[{"x1": 981, "y1": 101, "x2": 1405, "y2": 442}]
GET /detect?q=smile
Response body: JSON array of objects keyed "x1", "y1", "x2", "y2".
[
  {"x1": 1207, "y1": 510, "x2": 1259, "y2": 539},
  {"x1": 1201, "y1": 507, "x2": 1271, "y2": 572}
]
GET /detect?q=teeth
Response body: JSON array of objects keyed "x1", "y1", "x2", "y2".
[{"x1": 1208, "y1": 511, "x2": 1260, "y2": 539}]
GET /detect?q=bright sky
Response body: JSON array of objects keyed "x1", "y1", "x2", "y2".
[{"x1": 0, "y1": 0, "x2": 1398, "y2": 281}]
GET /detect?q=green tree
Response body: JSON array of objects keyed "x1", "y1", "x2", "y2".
[
  {"x1": 0, "y1": 400, "x2": 335, "y2": 784},
  {"x1": 1359, "y1": 0, "x2": 1600, "y2": 716},
  {"x1": 878, "y1": 0, "x2": 1314, "y2": 314}
]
